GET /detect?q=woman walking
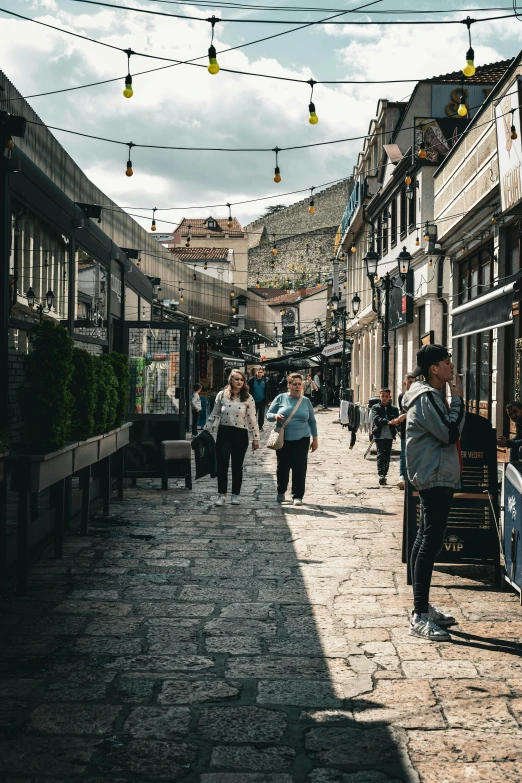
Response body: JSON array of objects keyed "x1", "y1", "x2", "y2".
[
  {"x1": 205, "y1": 368, "x2": 259, "y2": 506},
  {"x1": 267, "y1": 373, "x2": 318, "y2": 506}
]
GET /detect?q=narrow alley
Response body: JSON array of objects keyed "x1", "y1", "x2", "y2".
[{"x1": 2, "y1": 412, "x2": 522, "y2": 783}]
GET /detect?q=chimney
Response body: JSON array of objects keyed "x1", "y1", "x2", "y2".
[{"x1": 298, "y1": 286, "x2": 307, "y2": 296}]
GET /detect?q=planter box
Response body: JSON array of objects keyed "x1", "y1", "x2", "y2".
[
  {"x1": 73, "y1": 436, "x2": 101, "y2": 473},
  {"x1": 14, "y1": 442, "x2": 77, "y2": 494},
  {"x1": 117, "y1": 422, "x2": 132, "y2": 450},
  {"x1": 99, "y1": 432, "x2": 117, "y2": 460}
]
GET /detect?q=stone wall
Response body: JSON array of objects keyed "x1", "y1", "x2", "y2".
[{"x1": 246, "y1": 179, "x2": 353, "y2": 287}]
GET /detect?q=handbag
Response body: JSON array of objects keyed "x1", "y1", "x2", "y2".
[{"x1": 266, "y1": 394, "x2": 304, "y2": 450}]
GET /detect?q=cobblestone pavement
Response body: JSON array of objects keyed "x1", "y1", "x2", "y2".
[{"x1": 2, "y1": 411, "x2": 522, "y2": 783}]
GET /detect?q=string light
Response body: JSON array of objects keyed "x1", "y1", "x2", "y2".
[
  {"x1": 462, "y1": 17, "x2": 476, "y2": 77},
  {"x1": 511, "y1": 110, "x2": 518, "y2": 140},
  {"x1": 178, "y1": 282, "x2": 184, "y2": 302},
  {"x1": 418, "y1": 141, "x2": 427, "y2": 159},
  {"x1": 193, "y1": 265, "x2": 197, "y2": 281},
  {"x1": 230, "y1": 288, "x2": 235, "y2": 298},
  {"x1": 185, "y1": 224, "x2": 192, "y2": 247},
  {"x1": 123, "y1": 48, "x2": 134, "y2": 98},
  {"x1": 424, "y1": 223, "x2": 430, "y2": 242},
  {"x1": 308, "y1": 79, "x2": 319, "y2": 125},
  {"x1": 272, "y1": 235, "x2": 278, "y2": 256},
  {"x1": 340, "y1": 251, "x2": 347, "y2": 262},
  {"x1": 273, "y1": 147, "x2": 281, "y2": 183},
  {"x1": 308, "y1": 186, "x2": 315, "y2": 214},
  {"x1": 204, "y1": 260, "x2": 208, "y2": 269},
  {"x1": 227, "y1": 202, "x2": 233, "y2": 228},
  {"x1": 6, "y1": 136, "x2": 15, "y2": 151},
  {"x1": 208, "y1": 16, "x2": 220, "y2": 74},
  {"x1": 492, "y1": 212, "x2": 498, "y2": 224},
  {"x1": 125, "y1": 142, "x2": 134, "y2": 177},
  {"x1": 458, "y1": 90, "x2": 468, "y2": 117},
  {"x1": 350, "y1": 242, "x2": 356, "y2": 253},
  {"x1": 404, "y1": 174, "x2": 412, "y2": 185},
  {"x1": 416, "y1": 235, "x2": 420, "y2": 246},
  {"x1": 151, "y1": 207, "x2": 157, "y2": 231},
  {"x1": 255, "y1": 279, "x2": 260, "y2": 288}
]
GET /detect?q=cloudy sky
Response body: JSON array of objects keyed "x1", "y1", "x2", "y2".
[{"x1": 1, "y1": 0, "x2": 521, "y2": 230}]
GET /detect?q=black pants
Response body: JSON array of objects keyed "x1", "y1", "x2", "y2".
[
  {"x1": 216, "y1": 426, "x2": 249, "y2": 495},
  {"x1": 191, "y1": 409, "x2": 199, "y2": 436},
  {"x1": 255, "y1": 400, "x2": 266, "y2": 431},
  {"x1": 276, "y1": 436, "x2": 310, "y2": 499},
  {"x1": 375, "y1": 438, "x2": 393, "y2": 477},
  {"x1": 410, "y1": 487, "x2": 455, "y2": 615}
]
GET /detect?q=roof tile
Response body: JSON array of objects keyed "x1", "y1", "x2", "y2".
[
  {"x1": 427, "y1": 58, "x2": 513, "y2": 84},
  {"x1": 175, "y1": 216, "x2": 245, "y2": 237},
  {"x1": 170, "y1": 247, "x2": 229, "y2": 260}
]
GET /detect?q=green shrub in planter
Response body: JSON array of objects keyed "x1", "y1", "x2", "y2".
[
  {"x1": 94, "y1": 355, "x2": 119, "y2": 434},
  {"x1": 107, "y1": 352, "x2": 130, "y2": 428},
  {"x1": 20, "y1": 322, "x2": 74, "y2": 452},
  {"x1": 70, "y1": 348, "x2": 97, "y2": 441}
]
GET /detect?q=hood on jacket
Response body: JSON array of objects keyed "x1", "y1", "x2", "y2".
[{"x1": 402, "y1": 380, "x2": 438, "y2": 410}]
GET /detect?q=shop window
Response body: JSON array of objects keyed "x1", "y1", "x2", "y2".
[
  {"x1": 128, "y1": 326, "x2": 181, "y2": 414},
  {"x1": 376, "y1": 217, "x2": 382, "y2": 257},
  {"x1": 468, "y1": 334, "x2": 478, "y2": 413},
  {"x1": 400, "y1": 188, "x2": 407, "y2": 239},
  {"x1": 75, "y1": 249, "x2": 108, "y2": 340},
  {"x1": 479, "y1": 332, "x2": 490, "y2": 417},
  {"x1": 391, "y1": 198, "x2": 397, "y2": 247},
  {"x1": 382, "y1": 213, "x2": 388, "y2": 255},
  {"x1": 470, "y1": 266, "x2": 479, "y2": 299},
  {"x1": 505, "y1": 240, "x2": 520, "y2": 278},
  {"x1": 481, "y1": 259, "x2": 491, "y2": 290},
  {"x1": 462, "y1": 331, "x2": 492, "y2": 419},
  {"x1": 460, "y1": 266, "x2": 469, "y2": 304},
  {"x1": 408, "y1": 181, "x2": 416, "y2": 229}
]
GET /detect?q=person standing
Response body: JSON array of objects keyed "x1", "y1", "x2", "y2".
[
  {"x1": 267, "y1": 373, "x2": 318, "y2": 506},
  {"x1": 248, "y1": 367, "x2": 269, "y2": 432},
  {"x1": 396, "y1": 373, "x2": 416, "y2": 489},
  {"x1": 303, "y1": 373, "x2": 316, "y2": 401},
  {"x1": 205, "y1": 369, "x2": 259, "y2": 506},
  {"x1": 190, "y1": 383, "x2": 202, "y2": 437},
  {"x1": 371, "y1": 388, "x2": 400, "y2": 486},
  {"x1": 313, "y1": 370, "x2": 322, "y2": 406},
  {"x1": 403, "y1": 345, "x2": 465, "y2": 642},
  {"x1": 497, "y1": 400, "x2": 522, "y2": 461}
]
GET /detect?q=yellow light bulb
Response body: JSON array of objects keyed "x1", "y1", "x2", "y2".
[
  {"x1": 6, "y1": 138, "x2": 14, "y2": 151},
  {"x1": 123, "y1": 75, "x2": 133, "y2": 98},
  {"x1": 458, "y1": 100, "x2": 468, "y2": 117},
  {"x1": 418, "y1": 144, "x2": 427, "y2": 159},
  {"x1": 228, "y1": 220, "x2": 233, "y2": 228},
  {"x1": 424, "y1": 234, "x2": 430, "y2": 242},
  {"x1": 416, "y1": 237, "x2": 420, "y2": 246},
  {"x1": 309, "y1": 113, "x2": 319, "y2": 125},
  {"x1": 511, "y1": 126, "x2": 518, "y2": 140},
  {"x1": 151, "y1": 221, "x2": 156, "y2": 231},
  {"x1": 125, "y1": 166, "x2": 133, "y2": 177},
  {"x1": 208, "y1": 45, "x2": 220, "y2": 74},
  {"x1": 405, "y1": 175, "x2": 412, "y2": 185},
  {"x1": 309, "y1": 205, "x2": 315, "y2": 214},
  {"x1": 180, "y1": 294, "x2": 184, "y2": 302},
  {"x1": 492, "y1": 215, "x2": 497, "y2": 224},
  {"x1": 463, "y1": 60, "x2": 476, "y2": 78},
  {"x1": 350, "y1": 244, "x2": 356, "y2": 253}
]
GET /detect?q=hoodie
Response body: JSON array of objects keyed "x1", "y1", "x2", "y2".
[{"x1": 402, "y1": 380, "x2": 465, "y2": 491}]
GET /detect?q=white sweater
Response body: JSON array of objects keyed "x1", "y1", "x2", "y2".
[{"x1": 205, "y1": 389, "x2": 260, "y2": 441}]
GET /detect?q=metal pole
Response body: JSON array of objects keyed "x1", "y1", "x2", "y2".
[{"x1": 382, "y1": 273, "x2": 391, "y2": 388}]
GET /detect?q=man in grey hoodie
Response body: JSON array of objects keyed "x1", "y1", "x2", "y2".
[{"x1": 402, "y1": 345, "x2": 465, "y2": 642}]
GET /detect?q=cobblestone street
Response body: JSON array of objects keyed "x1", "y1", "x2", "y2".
[{"x1": 2, "y1": 411, "x2": 522, "y2": 782}]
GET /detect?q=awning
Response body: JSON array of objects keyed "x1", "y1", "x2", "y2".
[
  {"x1": 452, "y1": 281, "x2": 518, "y2": 339},
  {"x1": 208, "y1": 349, "x2": 245, "y2": 365},
  {"x1": 263, "y1": 356, "x2": 321, "y2": 370},
  {"x1": 262, "y1": 345, "x2": 325, "y2": 367}
]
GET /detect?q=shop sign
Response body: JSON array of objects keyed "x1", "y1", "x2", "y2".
[
  {"x1": 199, "y1": 342, "x2": 208, "y2": 380},
  {"x1": 495, "y1": 78, "x2": 522, "y2": 213},
  {"x1": 322, "y1": 341, "x2": 350, "y2": 357}
]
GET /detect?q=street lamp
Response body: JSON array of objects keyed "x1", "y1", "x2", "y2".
[
  {"x1": 352, "y1": 292, "x2": 361, "y2": 318},
  {"x1": 364, "y1": 248, "x2": 380, "y2": 281},
  {"x1": 330, "y1": 293, "x2": 339, "y2": 311},
  {"x1": 397, "y1": 246, "x2": 412, "y2": 281}
]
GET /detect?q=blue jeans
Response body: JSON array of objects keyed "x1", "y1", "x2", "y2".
[{"x1": 400, "y1": 438, "x2": 406, "y2": 479}]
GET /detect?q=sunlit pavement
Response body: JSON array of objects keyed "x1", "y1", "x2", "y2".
[{"x1": 2, "y1": 411, "x2": 522, "y2": 782}]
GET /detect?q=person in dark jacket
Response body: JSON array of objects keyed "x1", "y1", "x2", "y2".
[
  {"x1": 497, "y1": 401, "x2": 522, "y2": 461},
  {"x1": 397, "y1": 373, "x2": 416, "y2": 489},
  {"x1": 371, "y1": 388, "x2": 400, "y2": 486},
  {"x1": 248, "y1": 367, "x2": 269, "y2": 431}
]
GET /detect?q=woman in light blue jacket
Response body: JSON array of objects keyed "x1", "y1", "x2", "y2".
[{"x1": 267, "y1": 372, "x2": 318, "y2": 506}]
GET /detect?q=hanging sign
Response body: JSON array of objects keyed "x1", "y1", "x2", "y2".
[
  {"x1": 495, "y1": 77, "x2": 522, "y2": 214},
  {"x1": 199, "y1": 342, "x2": 208, "y2": 380}
]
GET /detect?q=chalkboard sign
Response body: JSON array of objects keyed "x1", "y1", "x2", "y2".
[{"x1": 404, "y1": 412, "x2": 500, "y2": 585}]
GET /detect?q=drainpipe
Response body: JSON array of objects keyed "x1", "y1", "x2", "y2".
[{"x1": 436, "y1": 255, "x2": 448, "y2": 346}]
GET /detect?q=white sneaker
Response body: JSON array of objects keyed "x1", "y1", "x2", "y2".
[
  {"x1": 428, "y1": 604, "x2": 456, "y2": 627},
  {"x1": 214, "y1": 494, "x2": 226, "y2": 506},
  {"x1": 230, "y1": 495, "x2": 240, "y2": 505},
  {"x1": 409, "y1": 613, "x2": 451, "y2": 642},
  {"x1": 397, "y1": 477, "x2": 405, "y2": 490},
  {"x1": 293, "y1": 498, "x2": 303, "y2": 506}
]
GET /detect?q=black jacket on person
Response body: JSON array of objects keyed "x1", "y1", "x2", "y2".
[
  {"x1": 371, "y1": 402, "x2": 400, "y2": 439},
  {"x1": 191, "y1": 430, "x2": 218, "y2": 479}
]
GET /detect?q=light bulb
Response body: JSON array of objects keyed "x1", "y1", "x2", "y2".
[
  {"x1": 416, "y1": 237, "x2": 420, "y2": 246},
  {"x1": 125, "y1": 160, "x2": 133, "y2": 177},
  {"x1": 511, "y1": 125, "x2": 518, "y2": 140},
  {"x1": 405, "y1": 174, "x2": 412, "y2": 185},
  {"x1": 463, "y1": 47, "x2": 476, "y2": 78},
  {"x1": 123, "y1": 75, "x2": 133, "y2": 98},
  {"x1": 151, "y1": 220, "x2": 156, "y2": 231},
  {"x1": 309, "y1": 202, "x2": 315, "y2": 214},
  {"x1": 274, "y1": 166, "x2": 281, "y2": 183},
  {"x1": 272, "y1": 246, "x2": 278, "y2": 256},
  {"x1": 350, "y1": 243, "x2": 356, "y2": 253},
  {"x1": 270, "y1": 262, "x2": 275, "y2": 270},
  {"x1": 429, "y1": 258, "x2": 433, "y2": 266},
  {"x1": 208, "y1": 45, "x2": 220, "y2": 74},
  {"x1": 6, "y1": 137, "x2": 14, "y2": 151},
  {"x1": 492, "y1": 215, "x2": 497, "y2": 224},
  {"x1": 228, "y1": 220, "x2": 233, "y2": 228},
  {"x1": 256, "y1": 280, "x2": 260, "y2": 288},
  {"x1": 180, "y1": 295, "x2": 184, "y2": 302},
  {"x1": 458, "y1": 96, "x2": 468, "y2": 117},
  {"x1": 424, "y1": 234, "x2": 430, "y2": 242},
  {"x1": 308, "y1": 101, "x2": 319, "y2": 125},
  {"x1": 204, "y1": 262, "x2": 208, "y2": 270},
  {"x1": 418, "y1": 143, "x2": 427, "y2": 159}
]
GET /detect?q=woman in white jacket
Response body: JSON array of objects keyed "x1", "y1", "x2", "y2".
[{"x1": 205, "y1": 369, "x2": 259, "y2": 506}]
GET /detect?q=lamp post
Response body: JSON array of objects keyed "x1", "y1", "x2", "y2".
[
  {"x1": 26, "y1": 286, "x2": 55, "y2": 322},
  {"x1": 365, "y1": 246, "x2": 412, "y2": 388}
]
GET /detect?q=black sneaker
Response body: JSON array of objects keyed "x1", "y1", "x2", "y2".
[{"x1": 379, "y1": 476, "x2": 387, "y2": 485}]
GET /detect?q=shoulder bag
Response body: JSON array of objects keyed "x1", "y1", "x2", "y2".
[{"x1": 266, "y1": 394, "x2": 304, "y2": 450}]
